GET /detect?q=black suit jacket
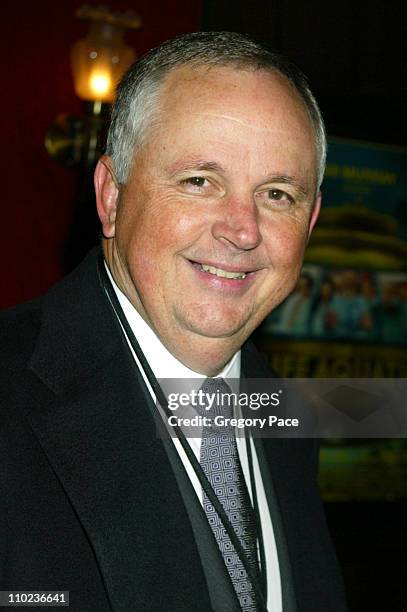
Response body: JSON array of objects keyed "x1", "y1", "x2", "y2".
[{"x1": 0, "y1": 249, "x2": 347, "y2": 611}]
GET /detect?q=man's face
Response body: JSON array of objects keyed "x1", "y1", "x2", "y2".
[{"x1": 99, "y1": 66, "x2": 320, "y2": 371}]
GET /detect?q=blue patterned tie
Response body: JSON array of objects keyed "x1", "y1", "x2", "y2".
[{"x1": 199, "y1": 378, "x2": 262, "y2": 611}]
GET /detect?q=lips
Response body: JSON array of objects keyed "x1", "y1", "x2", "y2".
[
  {"x1": 189, "y1": 259, "x2": 258, "y2": 281},
  {"x1": 199, "y1": 263, "x2": 246, "y2": 279}
]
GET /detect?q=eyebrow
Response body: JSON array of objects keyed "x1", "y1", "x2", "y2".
[{"x1": 167, "y1": 159, "x2": 226, "y2": 176}]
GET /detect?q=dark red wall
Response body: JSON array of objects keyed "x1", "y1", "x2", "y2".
[{"x1": 1, "y1": 1, "x2": 201, "y2": 308}]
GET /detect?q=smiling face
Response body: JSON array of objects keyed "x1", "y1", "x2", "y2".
[{"x1": 96, "y1": 65, "x2": 321, "y2": 374}]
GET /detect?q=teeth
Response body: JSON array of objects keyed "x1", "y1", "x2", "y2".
[{"x1": 200, "y1": 264, "x2": 246, "y2": 279}]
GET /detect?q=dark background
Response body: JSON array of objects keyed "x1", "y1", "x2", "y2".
[
  {"x1": 1, "y1": 0, "x2": 406, "y2": 310},
  {"x1": 1, "y1": 1, "x2": 406, "y2": 610}
]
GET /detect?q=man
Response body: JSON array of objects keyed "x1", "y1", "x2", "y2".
[{"x1": 1, "y1": 32, "x2": 347, "y2": 611}]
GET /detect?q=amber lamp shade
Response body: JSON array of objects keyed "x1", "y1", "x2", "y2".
[
  {"x1": 45, "y1": 6, "x2": 141, "y2": 168},
  {"x1": 71, "y1": 21, "x2": 136, "y2": 104}
]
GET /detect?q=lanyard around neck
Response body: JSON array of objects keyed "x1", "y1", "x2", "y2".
[{"x1": 97, "y1": 253, "x2": 267, "y2": 610}]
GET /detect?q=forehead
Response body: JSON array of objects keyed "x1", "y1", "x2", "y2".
[{"x1": 157, "y1": 64, "x2": 314, "y2": 139}]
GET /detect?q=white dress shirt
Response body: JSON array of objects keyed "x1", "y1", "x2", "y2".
[{"x1": 106, "y1": 265, "x2": 282, "y2": 611}]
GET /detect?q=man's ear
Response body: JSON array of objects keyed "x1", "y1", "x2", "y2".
[
  {"x1": 307, "y1": 191, "x2": 322, "y2": 240},
  {"x1": 94, "y1": 155, "x2": 119, "y2": 238}
]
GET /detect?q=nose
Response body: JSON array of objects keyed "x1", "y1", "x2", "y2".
[{"x1": 211, "y1": 198, "x2": 262, "y2": 251}]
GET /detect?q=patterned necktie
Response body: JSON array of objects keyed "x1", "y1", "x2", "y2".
[{"x1": 199, "y1": 378, "x2": 262, "y2": 611}]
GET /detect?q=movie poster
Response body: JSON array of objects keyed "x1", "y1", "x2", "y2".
[{"x1": 256, "y1": 138, "x2": 407, "y2": 500}]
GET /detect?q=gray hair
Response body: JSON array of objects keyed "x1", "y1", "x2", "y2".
[{"x1": 106, "y1": 31, "x2": 327, "y2": 189}]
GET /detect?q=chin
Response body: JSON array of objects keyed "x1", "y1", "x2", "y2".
[{"x1": 182, "y1": 311, "x2": 251, "y2": 340}]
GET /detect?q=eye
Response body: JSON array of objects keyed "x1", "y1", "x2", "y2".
[
  {"x1": 268, "y1": 189, "x2": 287, "y2": 200},
  {"x1": 256, "y1": 188, "x2": 294, "y2": 207},
  {"x1": 180, "y1": 176, "x2": 210, "y2": 191}
]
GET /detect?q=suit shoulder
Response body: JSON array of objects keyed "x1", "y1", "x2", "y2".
[
  {"x1": 0, "y1": 248, "x2": 99, "y2": 363},
  {"x1": 0, "y1": 298, "x2": 43, "y2": 426},
  {"x1": 0, "y1": 298, "x2": 42, "y2": 363}
]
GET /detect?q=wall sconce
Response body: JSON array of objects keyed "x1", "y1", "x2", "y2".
[
  {"x1": 71, "y1": 5, "x2": 139, "y2": 108},
  {"x1": 46, "y1": 5, "x2": 141, "y2": 168},
  {"x1": 45, "y1": 5, "x2": 141, "y2": 272}
]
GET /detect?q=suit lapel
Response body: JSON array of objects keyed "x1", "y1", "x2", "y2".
[
  {"x1": 25, "y1": 250, "x2": 213, "y2": 612},
  {"x1": 242, "y1": 342, "x2": 298, "y2": 612}
]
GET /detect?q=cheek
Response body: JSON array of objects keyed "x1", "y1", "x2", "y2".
[
  {"x1": 264, "y1": 217, "x2": 309, "y2": 267},
  {"x1": 122, "y1": 209, "x2": 196, "y2": 293},
  {"x1": 259, "y1": 219, "x2": 310, "y2": 311}
]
